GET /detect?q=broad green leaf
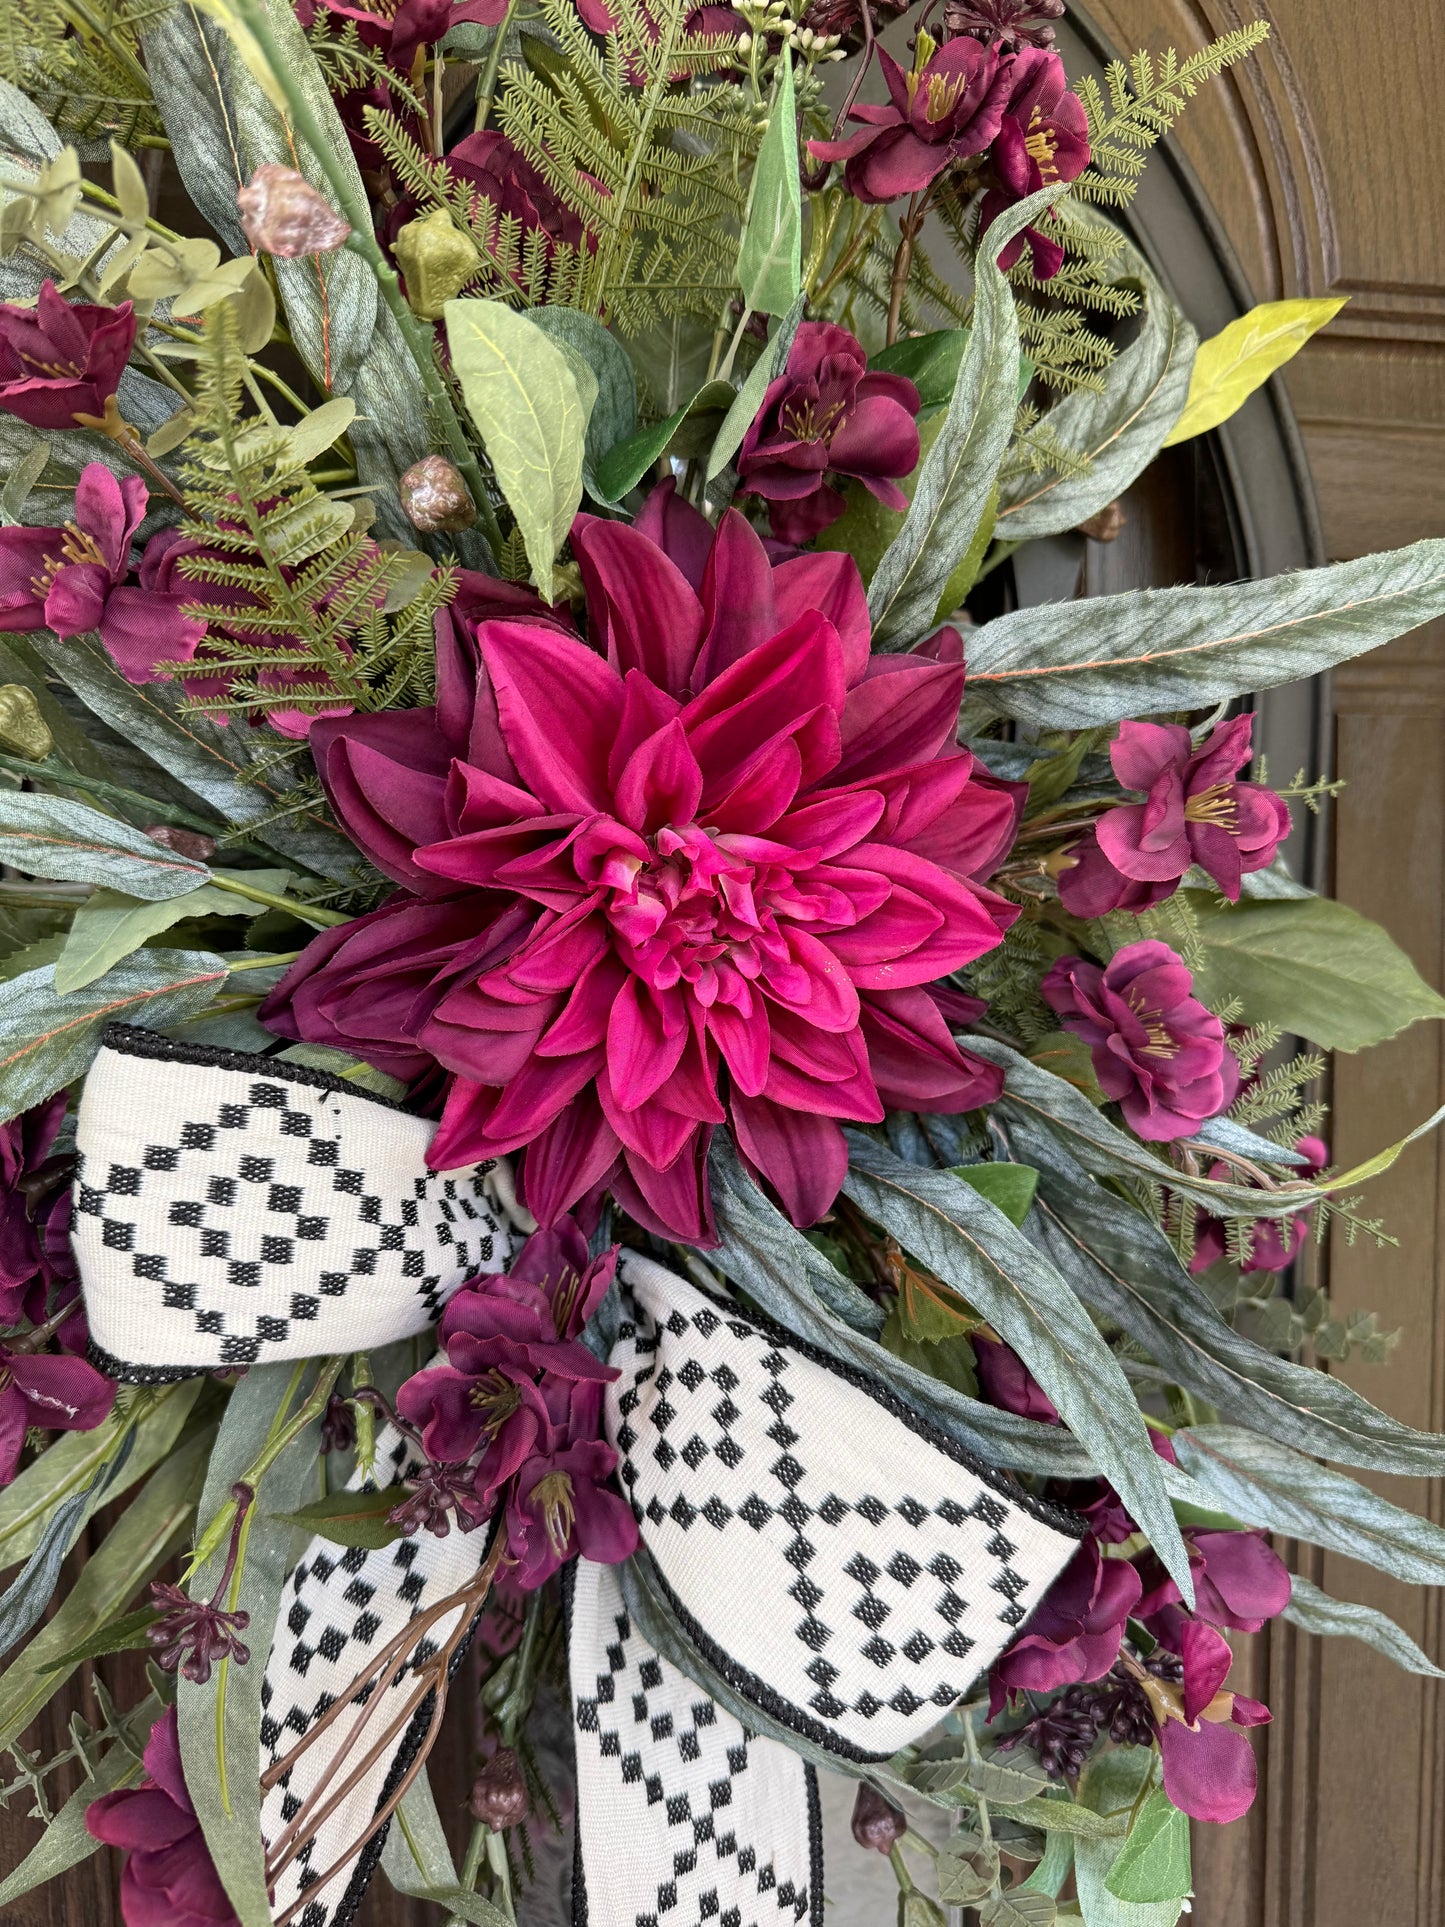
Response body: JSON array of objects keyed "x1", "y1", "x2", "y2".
[
  {"x1": 965, "y1": 538, "x2": 1445, "y2": 728},
  {"x1": 869, "y1": 328, "x2": 970, "y2": 408},
  {"x1": 591, "y1": 380, "x2": 735, "y2": 505},
  {"x1": 55, "y1": 868, "x2": 292, "y2": 993},
  {"x1": 866, "y1": 186, "x2": 1060, "y2": 651},
  {"x1": 528, "y1": 306, "x2": 638, "y2": 500},
  {"x1": 1104, "y1": 1789, "x2": 1191, "y2": 1905},
  {"x1": 841, "y1": 1132, "x2": 1192, "y2": 1601},
  {"x1": 912, "y1": 1754, "x2": 1054, "y2": 1806},
  {"x1": 0, "y1": 1691, "x2": 160, "y2": 1906},
  {"x1": 1163, "y1": 296, "x2": 1347, "y2": 446},
  {"x1": 179, "y1": 1362, "x2": 328, "y2": 1927},
  {"x1": 110, "y1": 142, "x2": 150, "y2": 222},
  {"x1": 997, "y1": 238, "x2": 1196, "y2": 541},
  {"x1": 446, "y1": 297, "x2": 587, "y2": 602},
  {"x1": 1021, "y1": 1832, "x2": 1076, "y2": 1899},
  {"x1": 37, "y1": 1603, "x2": 162, "y2": 1672},
  {"x1": 953, "y1": 1161, "x2": 1038, "y2": 1226},
  {"x1": 1010, "y1": 1120, "x2": 1445, "y2": 1478},
  {"x1": 1075, "y1": 1750, "x2": 1183, "y2": 1927},
  {"x1": 711, "y1": 1140, "x2": 1094, "y2": 1481},
  {"x1": 286, "y1": 396, "x2": 357, "y2": 467},
  {"x1": 276, "y1": 1040, "x2": 408, "y2": 1100},
  {"x1": 187, "y1": 0, "x2": 289, "y2": 108},
  {"x1": 1282, "y1": 1573, "x2": 1445, "y2": 1679},
  {"x1": 380, "y1": 1772, "x2": 514, "y2": 1927},
  {"x1": 274, "y1": 1483, "x2": 403, "y2": 1550},
  {"x1": 1184, "y1": 891, "x2": 1445, "y2": 1050},
  {"x1": 0, "y1": 791, "x2": 210, "y2": 899},
  {"x1": 707, "y1": 293, "x2": 806, "y2": 483},
  {"x1": 0, "y1": 1427, "x2": 211, "y2": 1753},
  {"x1": 736, "y1": 52, "x2": 801, "y2": 319},
  {"x1": 980, "y1": 1894, "x2": 1057, "y2": 1927},
  {"x1": 0, "y1": 948, "x2": 229, "y2": 1124},
  {"x1": 937, "y1": 1847, "x2": 998, "y2": 1906},
  {"x1": 1173, "y1": 1425, "x2": 1445, "y2": 1584}
]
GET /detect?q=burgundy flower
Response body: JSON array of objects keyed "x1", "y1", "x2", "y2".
[
  {"x1": 976, "y1": 48, "x2": 1090, "y2": 279},
  {"x1": 1190, "y1": 1135, "x2": 1328, "y2": 1275},
  {"x1": 431, "y1": 132, "x2": 593, "y2": 292},
  {"x1": 0, "y1": 1340, "x2": 113, "y2": 1485},
  {"x1": 973, "y1": 1333, "x2": 1058, "y2": 1422},
  {"x1": 0, "y1": 282, "x2": 135, "y2": 432},
  {"x1": 1137, "y1": 1528, "x2": 1293, "y2": 1637},
  {"x1": 942, "y1": 0, "x2": 1064, "y2": 50},
  {"x1": 737, "y1": 321, "x2": 921, "y2": 546},
  {"x1": 1153, "y1": 1620, "x2": 1271, "y2": 1825},
  {"x1": 990, "y1": 1537, "x2": 1142, "y2": 1705},
  {"x1": 1040, "y1": 940, "x2": 1239, "y2": 1142},
  {"x1": 261, "y1": 492, "x2": 1018, "y2": 1240},
  {"x1": 0, "y1": 1093, "x2": 81, "y2": 1339},
  {"x1": 86, "y1": 1707, "x2": 239, "y2": 1927},
  {"x1": 0, "y1": 467, "x2": 205, "y2": 675},
  {"x1": 503, "y1": 1380, "x2": 637, "y2": 1590},
  {"x1": 297, "y1": 0, "x2": 508, "y2": 72},
  {"x1": 1058, "y1": 716, "x2": 1291, "y2": 918},
  {"x1": 807, "y1": 34, "x2": 1013, "y2": 203}
]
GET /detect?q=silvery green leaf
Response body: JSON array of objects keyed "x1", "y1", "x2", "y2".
[
  {"x1": 0, "y1": 1430, "x2": 210, "y2": 1755},
  {"x1": 0, "y1": 1440, "x2": 131, "y2": 1657},
  {"x1": 707, "y1": 292, "x2": 806, "y2": 484},
  {"x1": 379, "y1": 1773, "x2": 513, "y2": 1926},
  {"x1": 996, "y1": 238, "x2": 1196, "y2": 542},
  {"x1": 0, "y1": 1690, "x2": 160, "y2": 1906},
  {"x1": 867, "y1": 186, "x2": 1060, "y2": 652},
  {"x1": 711, "y1": 1139, "x2": 1093, "y2": 1480},
  {"x1": 1237, "y1": 855, "x2": 1313, "y2": 900},
  {"x1": 841, "y1": 1133, "x2": 1191, "y2": 1600},
  {"x1": 528, "y1": 305, "x2": 639, "y2": 502},
  {"x1": 0, "y1": 792, "x2": 210, "y2": 899},
  {"x1": 1011, "y1": 1127, "x2": 1445, "y2": 1478},
  {"x1": 735, "y1": 51, "x2": 801, "y2": 319},
  {"x1": 179, "y1": 1363, "x2": 328, "y2": 1927},
  {"x1": 1173, "y1": 1425, "x2": 1445, "y2": 1583},
  {"x1": 1192, "y1": 1115, "x2": 1309, "y2": 1165},
  {"x1": 0, "y1": 949, "x2": 229, "y2": 1125},
  {"x1": 0, "y1": 77, "x2": 62, "y2": 163},
  {"x1": 55, "y1": 869, "x2": 292, "y2": 993},
  {"x1": 965, "y1": 538, "x2": 1445, "y2": 728},
  {"x1": 1282, "y1": 1574, "x2": 1445, "y2": 1678}
]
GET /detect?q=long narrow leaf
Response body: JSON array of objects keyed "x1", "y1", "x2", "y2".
[
  {"x1": 0, "y1": 792, "x2": 211, "y2": 899},
  {"x1": 1283, "y1": 1574, "x2": 1444, "y2": 1679}
]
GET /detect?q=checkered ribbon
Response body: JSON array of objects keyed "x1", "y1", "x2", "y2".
[{"x1": 71, "y1": 1025, "x2": 512, "y2": 1381}]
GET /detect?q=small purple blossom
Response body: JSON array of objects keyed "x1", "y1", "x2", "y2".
[
  {"x1": 990, "y1": 1537, "x2": 1142, "y2": 1707},
  {"x1": 0, "y1": 1340, "x2": 113, "y2": 1485},
  {"x1": 146, "y1": 1484, "x2": 254, "y2": 1683},
  {"x1": 0, "y1": 282, "x2": 135, "y2": 431},
  {"x1": 977, "y1": 48, "x2": 1090, "y2": 279}
]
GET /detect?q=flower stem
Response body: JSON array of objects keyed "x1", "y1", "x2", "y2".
[
  {"x1": 227, "y1": 0, "x2": 504, "y2": 555},
  {"x1": 205, "y1": 871, "x2": 352, "y2": 928},
  {"x1": 473, "y1": 0, "x2": 519, "y2": 133},
  {"x1": 885, "y1": 190, "x2": 926, "y2": 347}
]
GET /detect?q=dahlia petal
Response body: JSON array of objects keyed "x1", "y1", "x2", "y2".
[
  {"x1": 859, "y1": 987, "x2": 1004, "y2": 1112},
  {"x1": 519, "y1": 1090, "x2": 622, "y2": 1224},
  {"x1": 631, "y1": 478, "x2": 714, "y2": 591},
  {"x1": 705, "y1": 733, "x2": 804, "y2": 834},
  {"x1": 444, "y1": 759, "x2": 550, "y2": 835},
  {"x1": 611, "y1": 1133, "x2": 716, "y2": 1244},
  {"x1": 613, "y1": 716, "x2": 704, "y2": 833},
  {"x1": 834, "y1": 651, "x2": 967, "y2": 784},
  {"x1": 571, "y1": 514, "x2": 703, "y2": 692},
  {"x1": 537, "y1": 949, "x2": 629, "y2": 1057},
  {"x1": 683, "y1": 611, "x2": 848, "y2": 798},
  {"x1": 730, "y1": 1093, "x2": 847, "y2": 1226},
  {"x1": 771, "y1": 550, "x2": 871, "y2": 683},
  {"x1": 479, "y1": 621, "x2": 624, "y2": 814},
  {"x1": 464, "y1": 1046, "x2": 606, "y2": 1153},
  {"x1": 693, "y1": 508, "x2": 779, "y2": 685},
  {"x1": 607, "y1": 669, "x2": 684, "y2": 790},
  {"x1": 706, "y1": 997, "x2": 771, "y2": 1097},
  {"x1": 606, "y1": 976, "x2": 689, "y2": 1111}
]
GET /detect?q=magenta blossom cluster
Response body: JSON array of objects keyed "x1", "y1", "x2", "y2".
[
  {"x1": 737, "y1": 321, "x2": 921, "y2": 547},
  {"x1": 1041, "y1": 940, "x2": 1238, "y2": 1142},
  {"x1": 1059, "y1": 716, "x2": 1291, "y2": 918},
  {"x1": 261, "y1": 484, "x2": 1021, "y2": 1241},
  {"x1": 86, "y1": 1707, "x2": 238, "y2": 1927},
  {"x1": 808, "y1": 42, "x2": 1089, "y2": 279},
  {"x1": 980, "y1": 1344, "x2": 1290, "y2": 1823},
  {"x1": 395, "y1": 1220, "x2": 637, "y2": 1588}
]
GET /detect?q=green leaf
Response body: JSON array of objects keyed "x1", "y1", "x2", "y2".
[
  {"x1": 0, "y1": 792, "x2": 211, "y2": 899},
  {"x1": 179, "y1": 1362, "x2": 329, "y2": 1927},
  {"x1": 276, "y1": 1041, "x2": 408, "y2": 1100},
  {"x1": 1104, "y1": 1789, "x2": 1191, "y2": 1905},
  {"x1": 55, "y1": 869, "x2": 293, "y2": 994},
  {"x1": 980, "y1": 1894, "x2": 1057, "y2": 1927},
  {"x1": 445, "y1": 298, "x2": 587, "y2": 601},
  {"x1": 0, "y1": 1691, "x2": 160, "y2": 1907},
  {"x1": 840, "y1": 1133, "x2": 1192, "y2": 1602},
  {"x1": 36, "y1": 1604, "x2": 162, "y2": 1672},
  {"x1": 1075, "y1": 1750, "x2": 1184, "y2": 1927},
  {"x1": 997, "y1": 240, "x2": 1196, "y2": 542},
  {"x1": 952, "y1": 1162, "x2": 1038, "y2": 1227},
  {"x1": 936, "y1": 1846, "x2": 999, "y2": 1907},
  {"x1": 869, "y1": 329, "x2": 970, "y2": 408},
  {"x1": 380, "y1": 1772, "x2": 514, "y2": 1926},
  {"x1": 1282, "y1": 1573, "x2": 1445, "y2": 1679},
  {"x1": 1163, "y1": 297, "x2": 1347, "y2": 446},
  {"x1": 1173, "y1": 1424, "x2": 1445, "y2": 1584},
  {"x1": 286, "y1": 396, "x2": 357, "y2": 467},
  {"x1": 965, "y1": 538, "x2": 1445, "y2": 729},
  {"x1": 707, "y1": 294, "x2": 806, "y2": 484},
  {"x1": 1184, "y1": 891, "x2": 1445, "y2": 1050},
  {"x1": 0, "y1": 1428, "x2": 211, "y2": 1754},
  {"x1": 0, "y1": 948, "x2": 229, "y2": 1125},
  {"x1": 736, "y1": 52, "x2": 801, "y2": 318},
  {"x1": 0, "y1": 1444, "x2": 129, "y2": 1657},
  {"x1": 527, "y1": 306, "x2": 638, "y2": 501},
  {"x1": 591, "y1": 380, "x2": 735, "y2": 505},
  {"x1": 866, "y1": 186, "x2": 1060, "y2": 651},
  {"x1": 913, "y1": 1755, "x2": 1056, "y2": 1806},
  {"x1": 274, "y1": 1483, "x2": 403, "y2": 1550}
]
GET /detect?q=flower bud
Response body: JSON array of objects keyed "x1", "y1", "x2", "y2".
[
  {"x1": 393, "y1": 208, "x2": 482, "y2": 322},
  {"x1": 144, "y1": 823, "x2": 217, "y2": 863},
  {"x1": 237, "y1": 166, "x2": 350, "y2": 259},
  {"x1": 398, "y1": 455, "x2": 477, "y2": 534},
  {"x1": 851, "y1": 1781, "x2": 907, "y2": 1854},
  {"x1": 0, "y1": 685, "x2": 52, "y2": 761},
  {"x1": 469, "y1": 1746, "x2": 529, "y2": 1831}
]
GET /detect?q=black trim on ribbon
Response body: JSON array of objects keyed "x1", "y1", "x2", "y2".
[{"x1": 96, "y1": 1022, "x2": 413, "y2": 1115}]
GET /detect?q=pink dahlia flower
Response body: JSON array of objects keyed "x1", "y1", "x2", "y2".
[{"x1": 261, "y1": 488, "x2": 1019, "y2": 1239}]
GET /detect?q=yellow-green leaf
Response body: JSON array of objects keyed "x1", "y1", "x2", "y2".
[
  {"x1": 1163, "y1": 296, "x2": 1347, "y2": 445},
  {"x1": 444, "y1": 298, "x2": 587, "y2": 602},
  {"x1": 736, "y1": 51, "x2": 801, "y2": 319}
]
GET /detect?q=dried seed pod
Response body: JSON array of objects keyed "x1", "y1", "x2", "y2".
[
  {"x1": 398, "y1": 455, "x2": 477, "y2": 534},
  {"x1": 392, "y1": 207, "x2": 482, "y2": 321},
  {"x1": 0, "y1": 685, "x2": 52, "y2": 761},
  {"x1": 144, "y1": 823, "x2": 217, "y2": 863},
  {"x1": 851, "y1": 1780, "x2": 907, "y2": 1854},
  {"x1": 469, "y1": 1746, "x2": 529, "y2": 1831},
  {"x1": 237, "y1": 165, "x2": 351, "y2": 259}
]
